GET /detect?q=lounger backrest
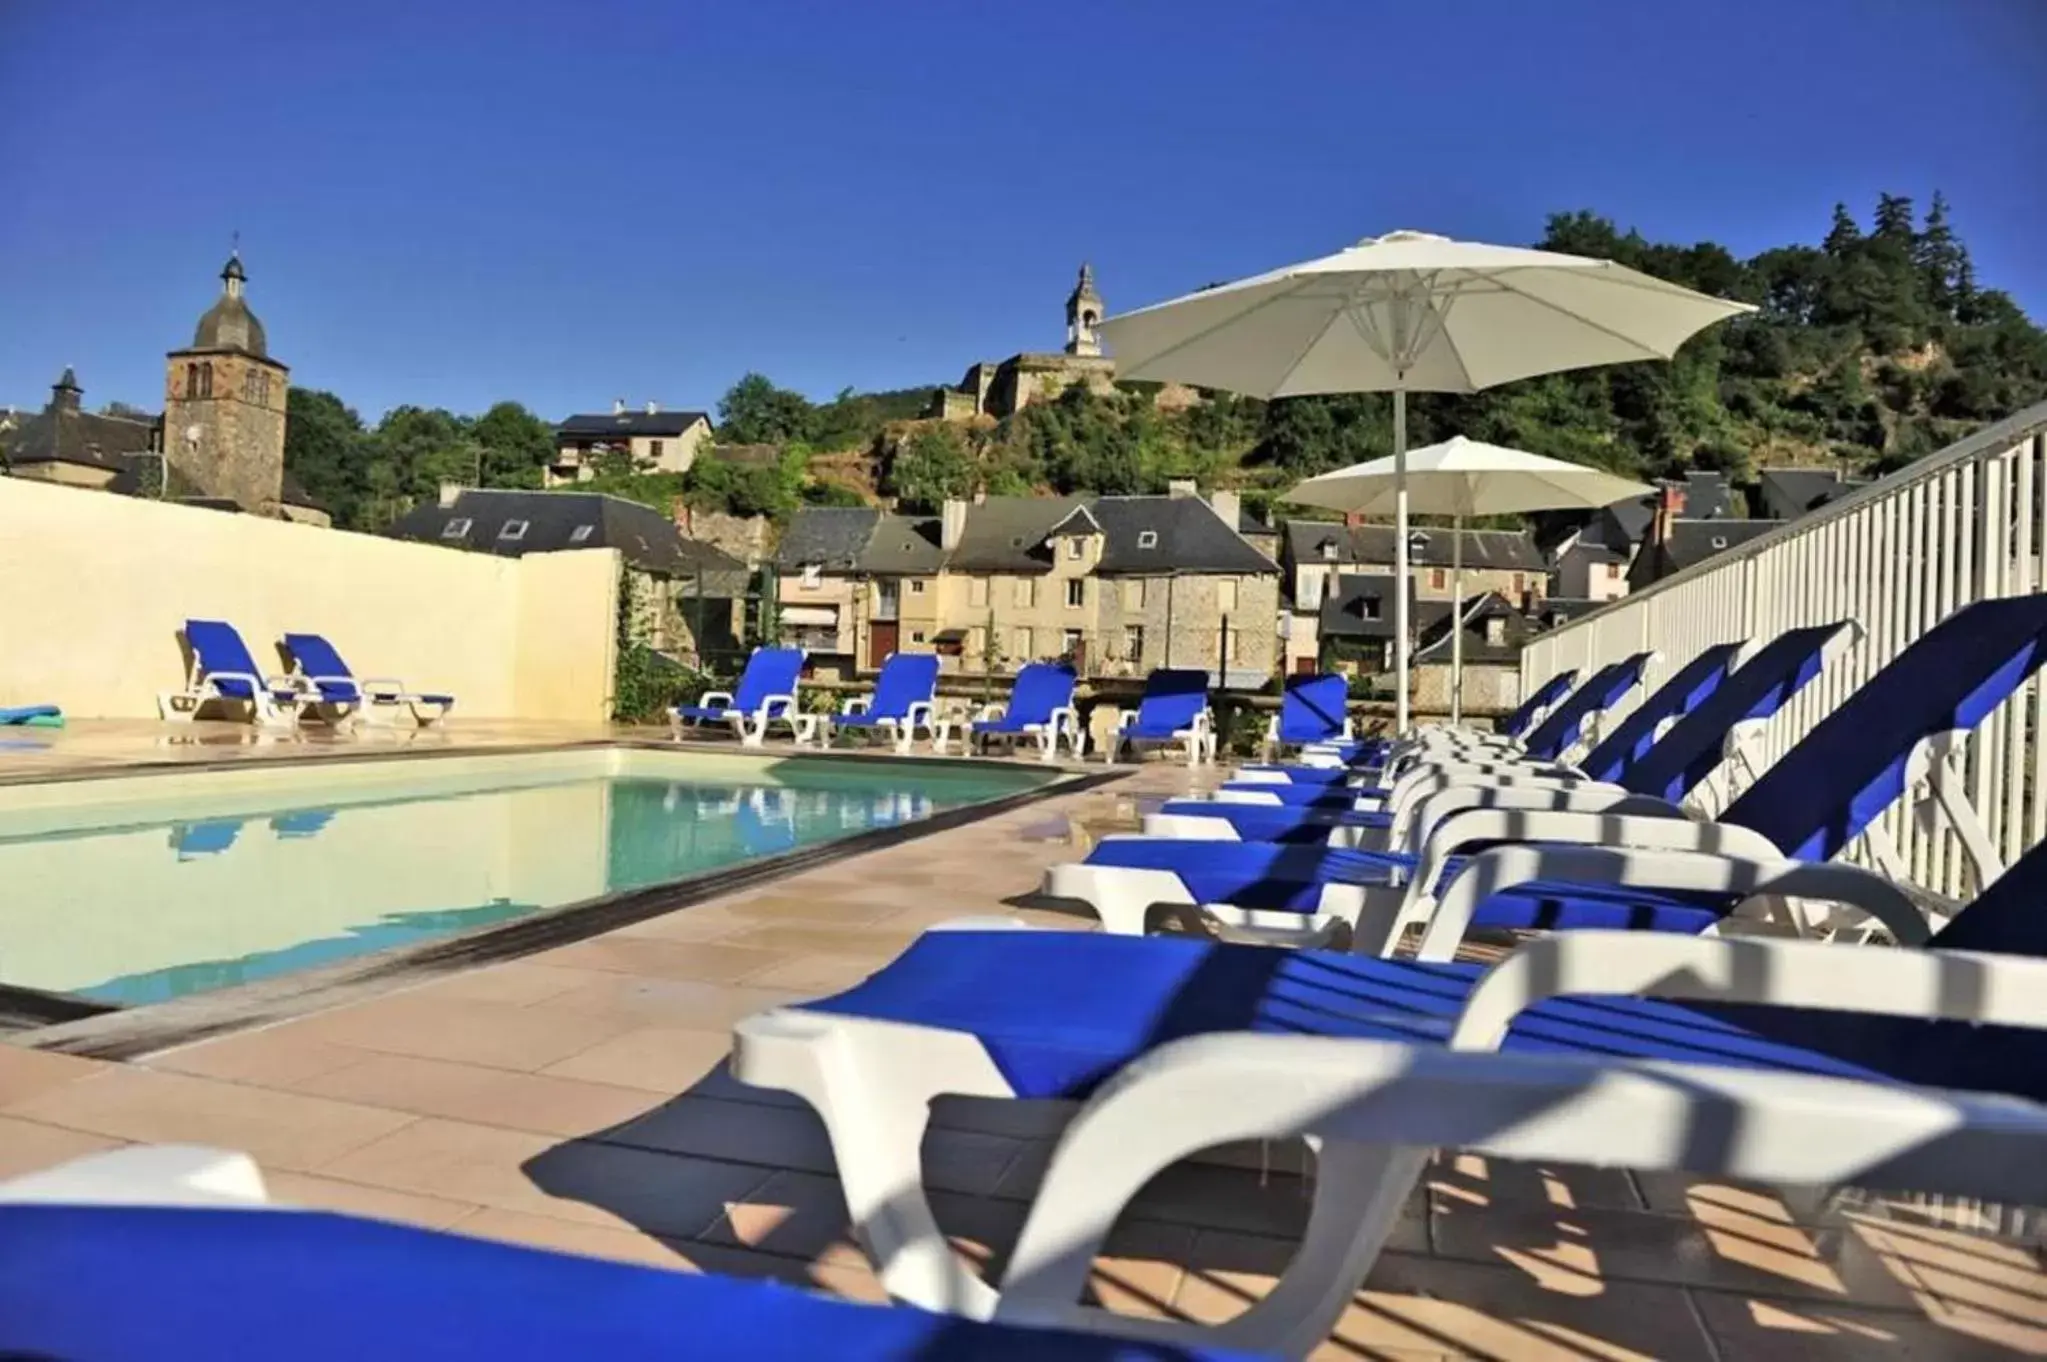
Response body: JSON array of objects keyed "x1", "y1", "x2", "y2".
[
  {"x1": 1521, "y1": 652, "x2": 1650, "y2": 761},
  {"x1": 1005, "y1": 662, "x2": 1077, "y2": 726},
  {"x1": 731, "y1": 647, "x2": 804, "y2": 712},
  {"x1": 183, "y1": 620, "x2": 266, "y2": 701},
  {"x1": 1577, "y1": 642, "x2": 1744, "y2": 784},
  {"x1": 866, "y1": 653, "x2": 940, "y2": 720},
  {"x1": 279, "y1": 633, "x2": 360, "y2": 701},
  {"x1": 1723, "y1": 594, "x2": 2047, "y2": 860},
  {"x1": 1501, "y1": 669, "x2": 1578, "y2": 739},
  {"x1": 1621, "y1": 621, "x2": 1850, "y2": 803},
  {"x1": 1277, "y1": 674, "x2": 1349, "y2": 745},
  {"x1": 1135, "y1": 669, "x2": 1211, "y2": 732}
]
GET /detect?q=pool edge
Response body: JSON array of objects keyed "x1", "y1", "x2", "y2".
[{"x1": 6, "y1": 762, "x2": 1129, "y2": 1062}]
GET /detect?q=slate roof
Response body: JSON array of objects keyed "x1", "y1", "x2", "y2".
[
  {"x1": 387, "y1": 489, "x2": 744, "y2": 585},
  {"x1": 1675, "y1": 471, "x2": 1734, "y2": 520},
  {"x1": 1318, "y1": 572, "x2": 1415, "y2": 639},
  {"x1": 3, "y1": 404, "x2": 157, "y2": 471},
  {"x1": 859, "y1": 514, "x2": 945, "y2": 574},
  {"x1": 1090, "y1": 496, "x2": 1277, "y2": 575},
  {"x1": 1281, "y1": 521, "x2": 1545, "y2": 572},
  {"x1": 947, "y1": 496, "x2": 1089, "y2": 573},
  {"x1": 776, "y1": 507, "x2": 881, "y2": 571},
  {"x1": 1757, "y1": 467, "x2": 1866, "y2": 520},
  {"x1": 1628, "y1": 518, "x2": 1778, "y2": 588},
  {"x1": 556, "y1": 409, "x2": 712, "y2": 440},
  {"x1": 1415, "y1": 593, "x2": 1533, "y2": 665}
]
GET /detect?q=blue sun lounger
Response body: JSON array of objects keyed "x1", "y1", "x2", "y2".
[
  {"x1": 969, "y1": 661, "x2": 1081, "y2": 760},
  {"x1": 280, "y1": 632, "x2": 455, "y2": 729},
  {"x1": 0, "y1": 1162, "x2": 1254, "y2": 1362},
  {"x1": 670, "y1": 646, "x2": 806, "y2": 747},
  {"x1": 1170, "y1": 640, "x2": 1748, "y2": 847},
  {"x1": 1500, "y1": 667, "x2": 1579, "y2": 740},
  {"x1": 1050, "y1": 606, "x2": 2001, "y2": 944},
  {"x1": 733, "y1": 833, "x2": 2047, "y2": 1348},
  {"x1": 1264, "y1": 673, "x2": 1382, "y2": 765},
  {"x1": 1108, "y1": 668, "x2": 1214, "y2": 766},
  {"x1": 157, "y1": 620, "x2": 308, "y2": 728},
  {"x1": 823, "y1": 653, "x2": 940, "y2": 753}
]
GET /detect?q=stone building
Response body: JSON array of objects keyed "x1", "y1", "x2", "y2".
[
  {"x1": 773, "y1": 484, "x2": 1280, "y2": 685},
  {"x1": 162, "y1": 254, "x2": 300, "y2": 519},
  {"x1": 928, "y1": 264, "x2": 1120, "y2": 421}
]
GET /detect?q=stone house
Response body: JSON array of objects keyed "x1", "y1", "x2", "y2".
[
  {"x1": 772, "y1": 485, "x2": 1280, "y2": 685},
  {"x1": 1412, "y1": 593, "x2": 1533, "y2": 714},
  {"x1": 4, "y1": 257, "x2": 330, "y2": 527},
  {"x1": 549, "y1": 403, "x2": 713, "y2": 486},
  {"x1": 1279, "y1": 520, "x2": 1545, "y2": 675},
  {"x1": 387, "y1": 487, "x2": 748, "y2": 661}
]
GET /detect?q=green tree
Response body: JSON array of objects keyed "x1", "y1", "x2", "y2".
[
  {"x1": 283, "y1": 388, "x2": 372, "y2": 527},
  {"x1": 716, "y1": 373, "x2": 815, "y2": 445},
  {"x1": 887, "y1": 424, "x2": 976, "y2": 510},
  {"x1": 470, "y1": 401, "x2": 554, "y2": 488}
]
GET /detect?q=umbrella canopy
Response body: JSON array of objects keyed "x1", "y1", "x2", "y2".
[
  {"x1": 1099, "y1": 229, "x2": 1752, "y2": 730},
  {"x1": 1285, "y1": 436, "x2": 1655, "y2": 723},
  {"x1": 1287, "y1": 436, "x2": 1654, "y2": 519}
]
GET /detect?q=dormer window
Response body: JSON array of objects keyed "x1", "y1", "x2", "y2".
[
  {"x1": 800, "y1": 563, "x2": 823, "y2": 589},
  {"x1": 1318, "y1": 539, "x2": 1338, "y2": 560},
  {"x1": 1065, "y1": 537, "x2": 1084, "y2": 560},
  {"x1": 569, "y1": 525, "x2": 595, "y2": 544},
  {"x1": 441, "y1": 518, "x2": 472, "y2": 539},
  {"x1": 1137, "y1": 530, "x2": 1158, "y2": 549},
  {"x1": 498, "y1": 520, "x2": 530, "y2": 541}
]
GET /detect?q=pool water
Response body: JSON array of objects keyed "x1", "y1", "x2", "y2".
[{"x1": 0, "y1": 749, "x2": 1052, "y2": 1007}]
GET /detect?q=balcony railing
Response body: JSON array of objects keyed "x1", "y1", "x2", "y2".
[{"x1": 1521, "y1": 400, "x2": 2047, "y2": 902}]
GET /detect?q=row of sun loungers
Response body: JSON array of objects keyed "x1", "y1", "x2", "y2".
[
  {"x1": 157, "y1": 619, "x2": 454, "y2": 730},
  {"x1": 20, "y1": 598, "x2": 2047, "y2": 1354}
]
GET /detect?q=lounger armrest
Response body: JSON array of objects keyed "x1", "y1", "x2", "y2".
[
  {"x1": 1264, "y1": 713, "x2": 1280, "y2": 743},
  {"x1": 203, "y1": 669, "x2": 276, "y2": 696},
  {"x1": 840, "y1": 696, "x2": 872, "y2": 716},
  {"x1": 1048, "y1": 705, "x2": 1078, "y2": 730},
  {"x1": 905, "y1": 700, "x2": 935, "y2": 727},
  {"x1": 357, "y1": 676, "x2": 410, "y2": 698},
  {"x1": 975, "y1": 701, "x2": 1007, "y2": 722},
  {"x1": 1451, "y1": 929, "x2": 2047, "y2": 1052},
  {"x1": 698, "y1": 690, "x2": 734, "y2": 711},
  {"x1": 758, "y1": 693, "x2": 797, "y2": 719},
  {"x1": 1405, "y1": 783, "x2": 1658, "y2": 857},
  {"x1": 1416, "y1": 843, "x2": 1931, "y2": 962}
]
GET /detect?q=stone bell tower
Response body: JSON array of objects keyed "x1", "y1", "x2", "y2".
[
  {"x1": 1064, "y1": 262, "x2": 1104, "y2": 357},
  {"x1": 163, "y1": 252, "x2": 291, "y2": 515}
]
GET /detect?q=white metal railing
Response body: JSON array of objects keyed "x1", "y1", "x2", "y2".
[{"x1": 1522, "y1": 401, "x2": 2047, "y2": 901}]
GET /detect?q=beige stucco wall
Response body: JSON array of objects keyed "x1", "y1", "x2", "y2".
[{"x1": 0, "y1": 475, "x2": 618, "y2": 721}]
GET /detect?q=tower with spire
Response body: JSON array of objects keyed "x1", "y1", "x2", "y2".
[
  {"x1": 1064, "y1": 263, "x2": 1104, "y2": 357},
  {"x1": 163, "y1": 251, "x2": 291, "y2": 516}
]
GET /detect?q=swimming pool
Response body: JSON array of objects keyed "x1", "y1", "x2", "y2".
[{"x1": 0, "y1": 748, "x2": 1055, "y2": 1008}]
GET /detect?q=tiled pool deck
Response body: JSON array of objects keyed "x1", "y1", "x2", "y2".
[{"x1": 3, "y1": 720, "x2": 2044, "y2": 1358}]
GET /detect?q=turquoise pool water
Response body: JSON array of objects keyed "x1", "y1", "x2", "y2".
[{"x1": 0, "y1": 750, "x2": 1051, "y2": 1007}]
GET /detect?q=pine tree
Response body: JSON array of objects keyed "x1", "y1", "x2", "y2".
[
  {"x1": 1914, "y1": 192, "x2": 1971, "y2": 320},
  {"x1": 1872, "y1": 193, "x2": 1916, "y2": 244},
  {"x1": 1822, "y1": 203, "x2": 1863, "y2": 256}
]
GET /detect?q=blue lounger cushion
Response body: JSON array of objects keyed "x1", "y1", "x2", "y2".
[
  {"x1": 1500, "y1": 669, "x2": 1579, "y2": 739},
  {"x1": 972, "y1": 661, "x2": 1077, "y2": 735},
  {"x1": 833, "y1": 654, "x2": 940, "y2": 729},
  {"x1": 1518, "y1": 652, "x2": 1653, "y2": 761},
  {"x1": 1120, "y1": 668, "x2": 1210, "y2": 740},
  {"x1": 281, "y1": 633, "x2": 453, "y2": 706},
  {"x1": 675, "y1": 646, "x2": 804, "y2": 723},
  {"x1": 1276, "y1": 674, "x2": 1351, "y2": 746},
  {"x1": 183, "y1": 620, "x2": 302, "y2": 704},
  {"x1": 804, "y1": 851, "x2": 2047, "y2": 1104},
  {"x1": 0, "y1": 1204, "x2": 1250, "y2": 1362},
  {"x1": 0, "y1": 704, "x2": 59, "y2": 725}
]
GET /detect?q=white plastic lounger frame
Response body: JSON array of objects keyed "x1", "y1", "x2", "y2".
[
  {"x1": 734, "y1": 927, "x2": 2047, "y2": 1354},
  {"x1": 970, "y1": 701, "x2": 1085, "y2": 763},
  {"x1": 1108, "y1": 706, "x2": 1217, "y2": 768},
  {"x1": 826, "y1": 697, "x2": 938, "y2": 755},
  {"x1": 156, "y1": 660, "x2": 306, "y2": 730}
]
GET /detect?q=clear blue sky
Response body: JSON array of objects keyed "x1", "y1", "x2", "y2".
[{"x1": 4, "y1": 0, "x2": 2041, "y2": 425}]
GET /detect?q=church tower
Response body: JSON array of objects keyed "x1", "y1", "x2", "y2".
[
  {"x1": 1064, "y1": 263, "x2": 1104, "y2": 357},
  {"x1": 163, "y1": 253, "x2": 290, "y2": 515}
]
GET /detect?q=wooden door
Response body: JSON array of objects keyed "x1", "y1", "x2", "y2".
[{"x1": 869, "y1": 620, "x2": 899, "y2": 670}]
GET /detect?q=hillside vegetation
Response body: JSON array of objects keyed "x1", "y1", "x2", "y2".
[{"x1": 283, "y1": 195, "x2": 2047, "y2": 532}]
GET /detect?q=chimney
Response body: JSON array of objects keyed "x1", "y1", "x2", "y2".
[
  {"x1": 941, "y1": 498, "x2": 970, "y2": 551},
  {"x1": 1166, "y1": 479, "x2": 1198, "y2": 500},
  {"x1": 1650, "y1": 482, "x2": 1686, "y2": 547},
  {"x1": 1208, "y1": 489, "x2": 1241, "y2": 532},
  {"x1": 645, "y1": 400, "x2": 659, "y2": 415},
  {"x1": 672, "y1": 496, "x2": 692, "y2": 535},
  {"x1": 438, "y1": 481, "x2": 464, "y2": 509},
  {"x1": 1343, "y1": 511, "x2": 1366, "y2": 528},
  {"x1": 612, "y1": 398, "x2": 626, "y2": 415}
]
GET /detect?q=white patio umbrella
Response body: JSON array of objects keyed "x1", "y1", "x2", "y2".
[
  {"x1": 1286, "y1": 436, "x2": 1654, "y2": 722},
  {"x1": 1099, "y1": 229, "x2": 1753, "y2": 731}
]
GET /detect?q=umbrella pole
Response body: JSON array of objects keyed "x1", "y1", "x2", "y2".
[
  {"x1": 1392, "y1": 384, "x2": 1410, "y2": 735},
  {"x1": 1451, "y1": 511, "x2": 1464, "y2": 726}
]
